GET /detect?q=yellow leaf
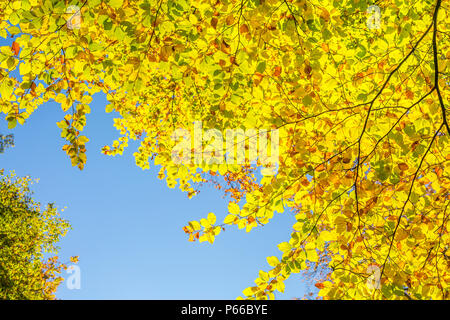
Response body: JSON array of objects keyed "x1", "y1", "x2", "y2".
[
  {"x1": 207, "y1": 212, "x2": 216, "y2": 225},
  {"x1": 228, "y1": 202, "x2": 240, "y2": 215},
  {"x1": 55, "y1": 93, "x2": 66, "y2": 103},
  {"x1": 277, "y1": 242, "x2": 291, "y2": 253},
  {"x1": 293, "y1": 222, "x2": 302, "y2": 231},
  {"x1": 19, "y1": 62, "x2": 31, "y2": 75},
  {"x1": 224, "y1": 214, "x2": 236, "y2": 224},
  {"x1": 188, "y1": 221, "x2": 201, "y2": 231},
  {"x1": 306, "y1": 249, "x2": 318, "y2": 262},
  {"x1": 200, "y1": 218, "x2": 210, "y2": 228},
  {"x1": 320, "y1": 230, "x2": 336, "y2": 241},
  {"x1": 276, "y1": 281, "x2": 285, "y2": 293}
]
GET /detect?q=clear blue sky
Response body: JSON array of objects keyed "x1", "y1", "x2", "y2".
[{"x1": 0, "y1": 88, "x2": 314, "y2": 299}]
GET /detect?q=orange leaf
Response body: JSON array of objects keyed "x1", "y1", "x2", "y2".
[
  {"x1": 239, "y1": 24, "x2": 249, "y2": 34},
  {"x1": 316, "y1": 164, "x2": 326, "y2": 172},
  {"x1": 273, "y1": 66, "x2": 282, "y2": 77},
  {"x1": 220, "y1": 40, "x2": 230, "y2": 54},
  {"x1": 405, "y1": 90, "x2": 414, "y2": 100},
  {"x1": 31, "y1": 82, "x2": 37, "y2": 96},
  {"x1": 315, "y1": 282, "x2": 325, "y2": 289}
]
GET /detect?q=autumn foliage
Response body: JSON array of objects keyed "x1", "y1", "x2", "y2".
[{"x1": 0, "y1": 170, "x2": 72, "y2": 299}]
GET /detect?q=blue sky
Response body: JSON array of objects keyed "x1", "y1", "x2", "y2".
[{"x1": 0, "y1": 89, "x2": 313, "y2": 299}]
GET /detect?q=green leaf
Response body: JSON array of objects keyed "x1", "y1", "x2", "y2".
[
  {"x1": 108, "y1": 0, "x2": 124, "y2": 8},
  {"x1": 302, "y1": 95, "x2": 312, "y2": 106},
  {"x1": 7, "y1": 118, "x2": 17, "y2": 129}
]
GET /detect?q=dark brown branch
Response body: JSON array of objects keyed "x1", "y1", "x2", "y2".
[{"x1": 432, "y1": 0, "x2": 450, "y2": 135}]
